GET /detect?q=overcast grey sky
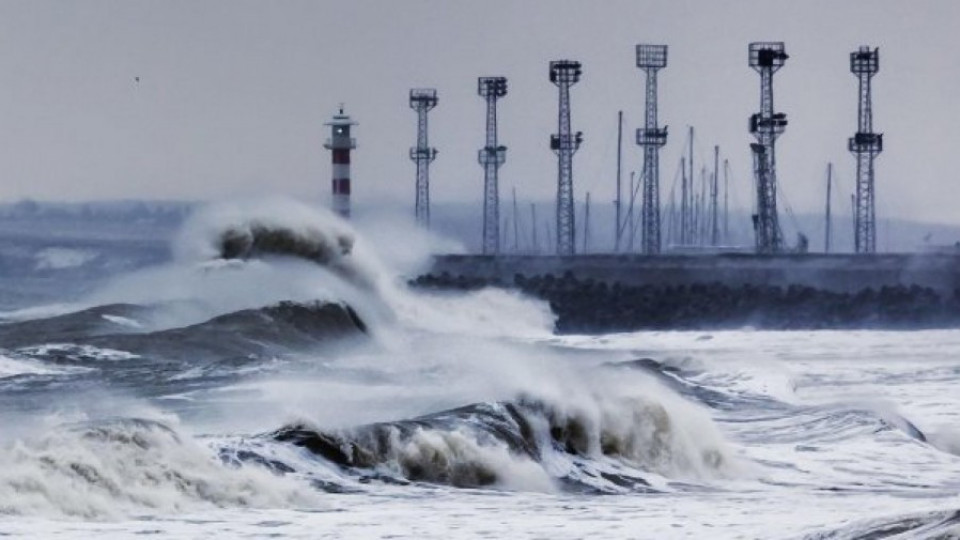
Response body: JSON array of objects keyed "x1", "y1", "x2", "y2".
[{"x1": 1, "y1": 1, "x2": 958, "y2": 223}]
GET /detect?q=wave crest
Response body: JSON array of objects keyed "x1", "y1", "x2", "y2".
[
  {"x1": 218, "y1": 220, "x2": 354, "y2": 266},
  {"x1": 174, "y1": 199, "x2": 379, "y2": 291},
  {"x1": 272, "y1": 386, "x2": 736, "y2": 493}
]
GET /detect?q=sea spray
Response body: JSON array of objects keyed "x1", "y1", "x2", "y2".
[
  {"x1": 0, "y1": 418, "x2": 317, "y2": 519},
  {"x1": 173, "y1": 199, "x2": 374, "y2": 289},
  {"x1": 271, "y1": 366, "x2": 739, "y2": 493},
  {"x1": 79, "y1": 199, "x2": 397, "y2": 332}
]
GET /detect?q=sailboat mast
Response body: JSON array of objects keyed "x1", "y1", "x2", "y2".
[
  {"x1": 615, "y1": 111, "x2": 623, "y2": 252},
  {"x1": 723, "y1": 159, "x2": 730, "y2": 244},
  {"x1": 583, "y1": 192, "x2": 591, "y2": 253},
  {"x1": 825, "y1": 163, "x2": 833, "y2": 253},
  {"x1": 512, "y1": 187, "x2": 520, "y2": 252}
]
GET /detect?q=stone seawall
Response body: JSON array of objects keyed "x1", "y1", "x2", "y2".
[
  {"x1": 419, "y1": 254, "x2": 960, "y2": 333},
  {"x1": 429, "y1": 254, "x2": 960, "y2": 293}
]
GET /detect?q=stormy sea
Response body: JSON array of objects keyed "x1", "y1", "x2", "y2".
[{"x1": 1, "y1": 200, "x2": 959, "y2": 539}]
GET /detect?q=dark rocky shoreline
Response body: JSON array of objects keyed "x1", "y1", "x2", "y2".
[{"x1": 412, "y1": 272, "x2": 960, "y2": 333}]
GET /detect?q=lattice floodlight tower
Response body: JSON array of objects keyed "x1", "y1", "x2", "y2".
[
  {"x1": 549, "y1": 60, "x2": 583, "y2": 256},
  {"x1": 478, "y1": 77, "x2": 508, "y2": 255},
  {"x1": 750, "y1": 142, "x2": 769, "y2": 240},
  {"x1": 748, "y1": 42, "x2": 788, "y2": 254},
  {"x1": 635, "y1": 44, "x2": 668, "y2": 255},
  {"x1": 849, "y1": 46, "x2": 882, "y2": 254},
  {"x1": 323, "y1": 105, "x2": 357, "y2": 219},
  {"x1": 410, "y1": 88, "x2": 438, "y2": 228}
]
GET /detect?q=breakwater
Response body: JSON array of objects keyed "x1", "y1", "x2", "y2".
[{"x1": 417, "y1": 254, "x2": 960, "y2": 332}]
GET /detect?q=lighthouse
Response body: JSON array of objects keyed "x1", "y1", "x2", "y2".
[{"x1": 323, "y1": 105, "x2": 357, "y2": 218}]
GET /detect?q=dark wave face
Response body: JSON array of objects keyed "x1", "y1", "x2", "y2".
[
  {"x1": 0, "y1": 301, "x2": 365, "y2": 354},
  {"x1": 268, "y1": 395, "x2": 722, "y2": 493},
  {"x1": 175, "y1": 201, "x2": 378, "y2": 291},
  {"x1": 218, "y1": 223, "x2": 354, "y2": 267},
  {"x1": 0, "y1": 301, "x2": 367, "y2": 418}
]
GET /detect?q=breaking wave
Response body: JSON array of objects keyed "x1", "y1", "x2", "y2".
[
  {"x1": 53, "y1": 199, "x2": 404, "y2": 334},
  {"x1": 0, "y1": 346, "x2": 744, "y2": 520},
  {"x1": 268, "y1": 370, "x2": 737, "y2": 494},
  {"x1": 0, "y1": 197, "x2": 801, "y2": 524},
  {"x1": 174, "y1": 199, "x2": 381, "y2": 291},
  {"x1": 0, "y1": 418, "x2": 316, "y2": 519}
]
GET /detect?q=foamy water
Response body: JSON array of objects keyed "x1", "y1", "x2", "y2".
[
  {"x1": 4, "y1": 328, "x2": 958, "y2": 538},
  {"x1": 2, "y1": 201, "x2": 959, "y2": 539}
]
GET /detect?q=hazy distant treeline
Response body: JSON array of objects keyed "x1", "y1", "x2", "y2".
[{"x1": 0, "y1": 199, "x2": 194, "y2": 225}]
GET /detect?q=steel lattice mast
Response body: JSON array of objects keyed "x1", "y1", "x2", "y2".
[
  {"x1": 750, "y1": 142, "x2": 769, "y2": 244},
  {"x1": 635, "y1": 44, "x2": 668, "y2": 255},
  {"x1": 748, "y1": 42, "x2": 789, "y2": 254},
  {"x1": 549, "y1": 60, "x2": 583, "y2": 256},
  {"x1": 409, "y1": 89, "x2": 438, "y2": 228},
  {"x1": 849, "y1": 46, "x2": 882, "y2": 254},
  {"x1": 477, "y1": 77, "x2": 508, "y2": 255}
]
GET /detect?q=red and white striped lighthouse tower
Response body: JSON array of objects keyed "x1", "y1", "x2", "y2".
[{"x1": 323, "y1": 105, "x2": 357, "y2": 218}]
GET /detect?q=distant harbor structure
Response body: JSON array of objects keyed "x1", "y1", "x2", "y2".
[
  {"x1": 323, "y1": 105, "x2": 357, "y2": 219},
  {"x1": 635, "y1": 44, "x2": 668, "y2": 255},
  {"x1": 549, "y1": 60, "x2": 583, "y2": 256},
  {"x1": 748, "y1": 42, "x2": 789, "y2": 254},
  {"x1": 387, "y1": 40, "x2": 898, "y2": 256},
  {"x1": 410, "y1": 88, "x2": 439, "y2": 228},
  {"x1": 478, "y1": 77, "x2": 508, "y2": 255},
  {"x1": 849, "y1": 46, "x2": 882, "y2": 254}
]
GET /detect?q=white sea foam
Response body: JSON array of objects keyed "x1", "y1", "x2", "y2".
[
  {"x1": 0, "y1": 419, "x2": 317, "y2": 519},
  {"x1": 926, "y1": 426, "x2": 960, "y2": 457},
  {"x1": 19, "y1": 344, "x2": 139, "y2": 362},
  {"x1": 386, "y1": 286, "x2": 555, "y2": 340},
  {"x1": 0, "y1": 354, "x2": 67, "y2": 379},
  {"x1": 101, "y1": 314, "x2": 143, "y2": 329},
  {"x1": 34, "y1": 248, "x2": 98, "y2": 270},
  {"x1": 524, "y1": 368, "x2": 741, "y2": 483},
  {"x1": 383, "y1": 425, "x2": 556, "y2": 492}
]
